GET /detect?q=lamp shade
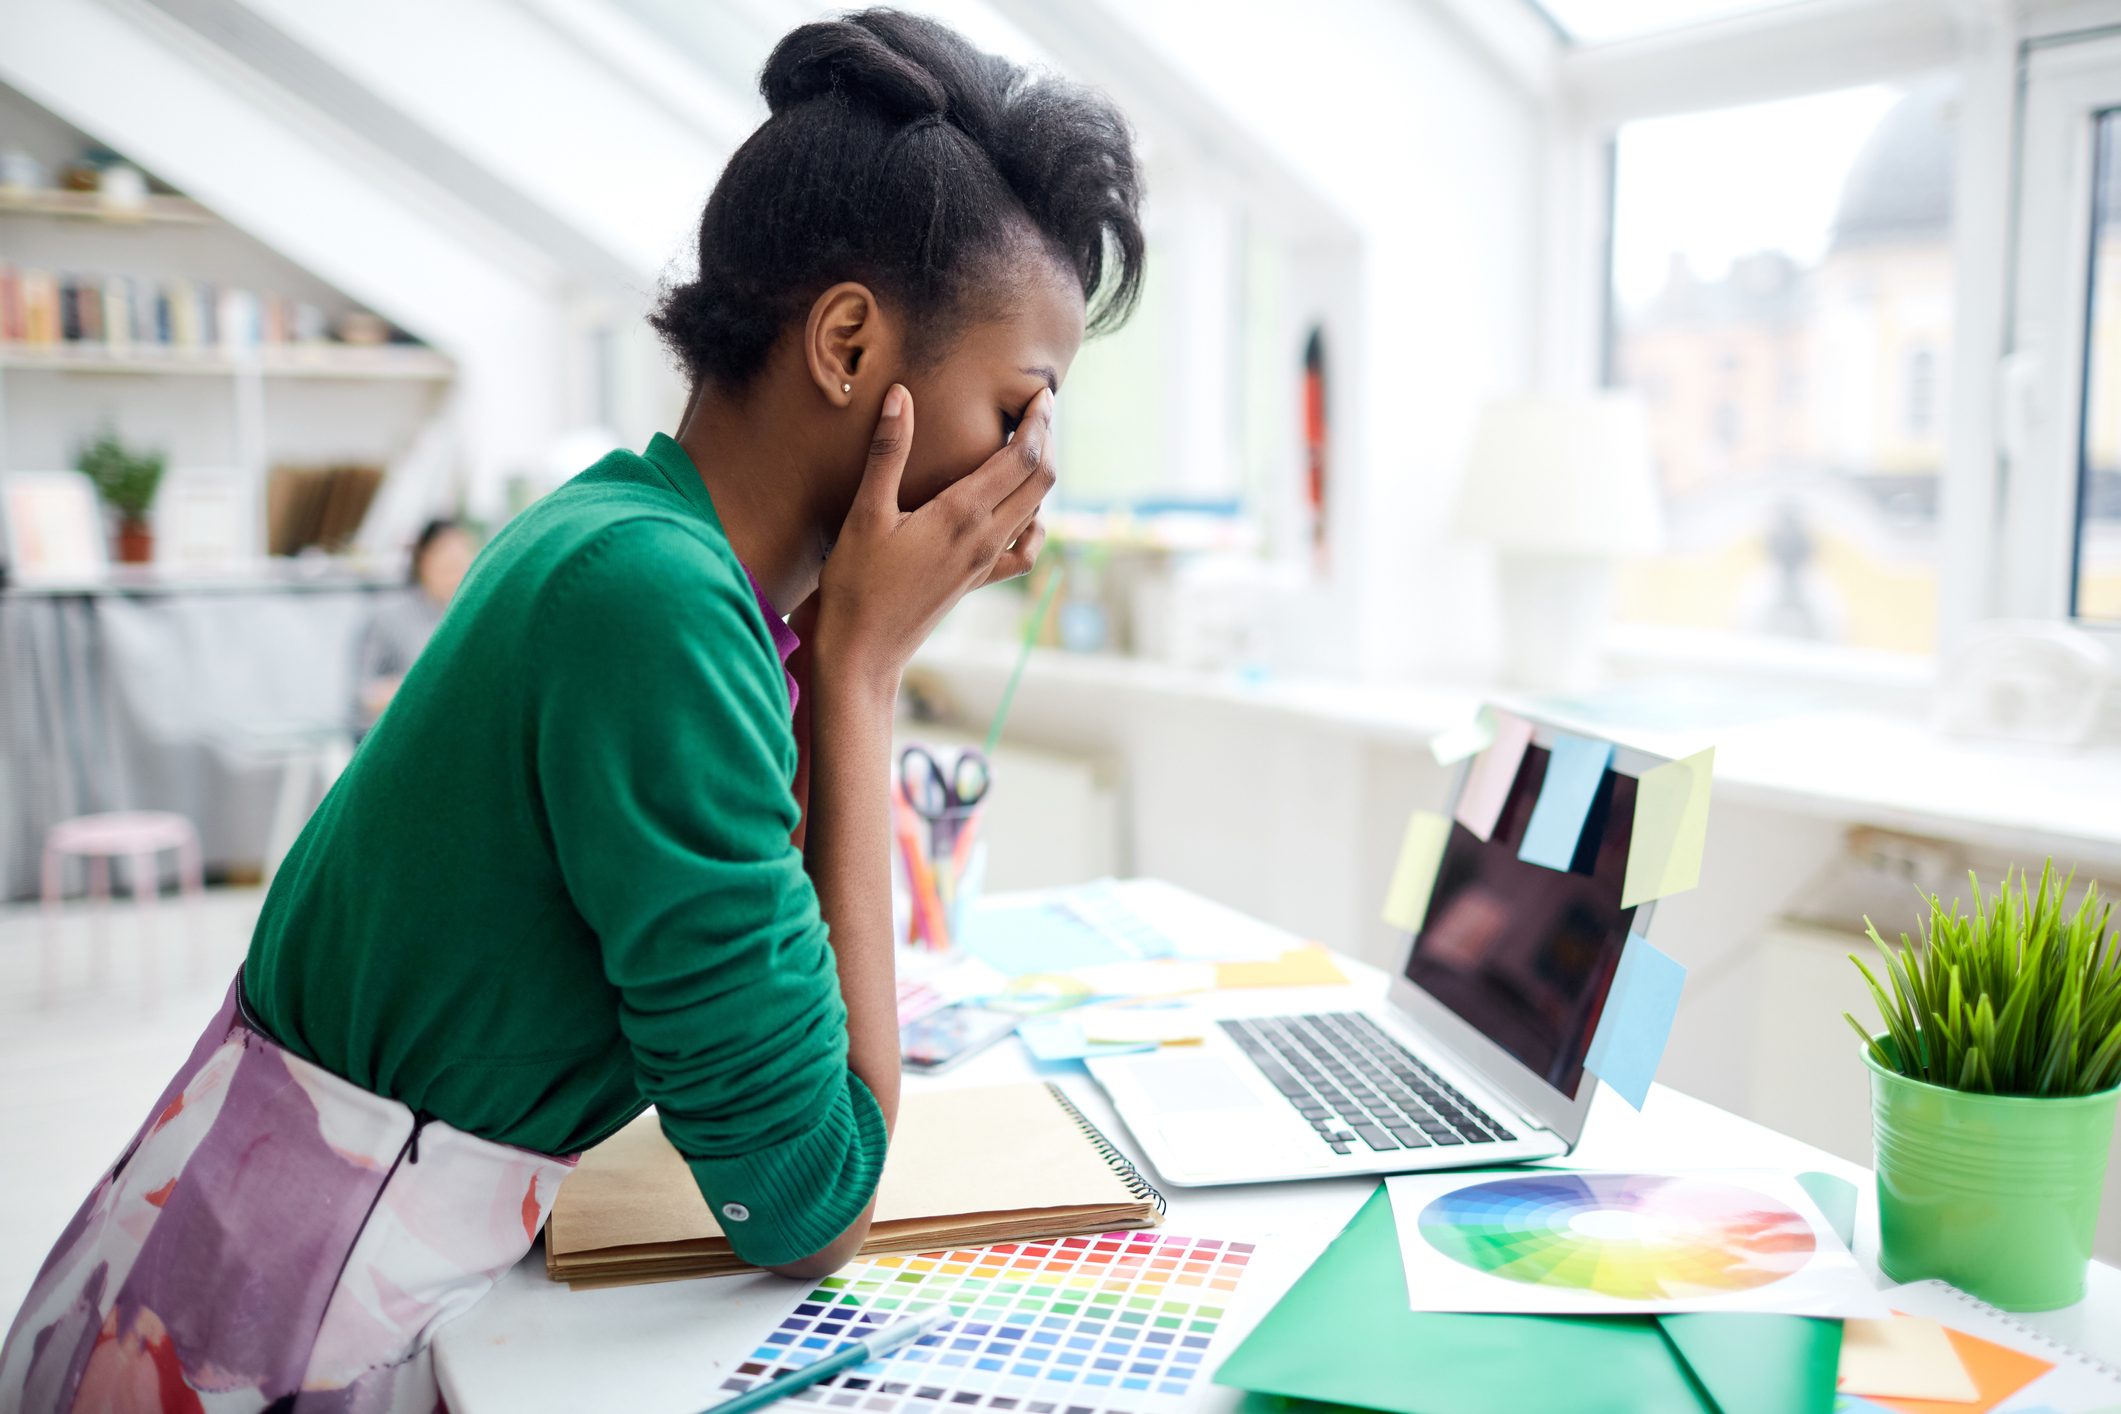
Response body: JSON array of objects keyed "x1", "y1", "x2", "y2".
[{"x1": 1450, "y1": 393, "x2": 1663, "y2": 556}]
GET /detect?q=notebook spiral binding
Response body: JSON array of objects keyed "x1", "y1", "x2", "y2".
[
  {"x1": 1044, "y1": 1082, "x2": 1168, "y2": 1217},
  {"x1": 1914, "y1": 1279, "x2": 2121, "y2": 1380}
]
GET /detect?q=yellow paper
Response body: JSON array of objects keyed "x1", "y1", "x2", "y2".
[
  {"x1": 1079, "y1": 1009, "x2": 1209, "y2": 1044},
  {"x1": 1216, "y1": 945, "x2": 1348, "y2": 989},
  {"x1": 1383, "y1": 811, "x2": 1451, "y2": 932},
  {"x1": 1837, "y1": 1313, "x2": 1978, "y2": 1402},
  {"x1": 1619, "y1": 747, "x2": 1714, "y2": 909}
]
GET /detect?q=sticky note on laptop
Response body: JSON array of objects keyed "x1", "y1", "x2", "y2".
[
  {"x1": 1517, "y1": 732, "x2": 1613, "y2": 872},
  {"x1": 1619, "y1": 747, "x2": 1714, "y2": 909},
  {"x1": 1383, "y1": 811, "x2": 1450, "y2": 933},
  {"x1": 1428, "y1": 706, "x2": 1497, "y2": 765},
  {"x1": 1583, "y1": 932, "x2": 1685, "y2": 1108},
  {"x1": 1452, "y1": 710, "x2": 1533, "y2": 842}
]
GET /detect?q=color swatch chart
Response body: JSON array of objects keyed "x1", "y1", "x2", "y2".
[{"x1": 719, "y1": 1231, "x2": 1253, "y2": 1414}]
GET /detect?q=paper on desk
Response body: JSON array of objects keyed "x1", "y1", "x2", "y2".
[
  {"x1": 1620, "y1": 747, "x2": 1715, "y2": 908},
  {"x1": 1078, "y1": 1007, "x2": 1209, "y2": 1045},
  {"x1": 1016, "y1": 1016, "x2": 1156, "y2": 1062},
  {"x1": 1453, "y1": 710, "x2": 1534, "y2": 842},
  {"x1": 958, "y1": 882, "x2": 1177, "y2": 976},
  {"x1": 1518, "y1": 732, "x2": 1614, "y2": 872},
  {"x1": 1584, "y1": 932, "x2": 1686, "y2": 1109},
  {"x1": 1429, "y1": 705, "x2": 1498, "y2": 765},
  {"x1": 1097, "y1": 878, "x2": 1295, "y2": 962},
  {"x1": 1215, "y1": 945, "x2": 1347, "y2": 989},
  {"x1": 1059, "y1": 959, "x2": 1217, "y2": 999},
  {"x1": 1383, "y1": 810, "x2": 1451, "y2": 933},
  {"x1": 1837, "y1": 1314, "x2": 1978, "y2": 1402}
]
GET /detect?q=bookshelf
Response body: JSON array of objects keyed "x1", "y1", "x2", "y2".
[{"x1": 0, "y1": 141, "x2": 458, "y2": 569}]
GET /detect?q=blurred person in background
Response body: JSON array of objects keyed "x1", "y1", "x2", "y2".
[
  {"x1": 0, "y1": 9, "x2": 1143, "y2": 1412},
  {"x1": 354, "y1": 516, "x2": 474, "y2": 728}
]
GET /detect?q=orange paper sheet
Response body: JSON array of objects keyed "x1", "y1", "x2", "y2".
[
  {"x1": 1215, "y1": 945, "x2": 1348, "y2": 989},
  {"x1": 1863, "y1": 1322, "x2": 2053, "y2": 1414}
]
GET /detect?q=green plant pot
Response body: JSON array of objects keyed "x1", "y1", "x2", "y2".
[{"x1": 1864, "y1": 1037, "x2": 2120, "y2": 1311}]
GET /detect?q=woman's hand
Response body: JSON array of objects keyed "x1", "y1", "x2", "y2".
[{"x1": 814, "y1": 383, "x2": 1053, "y2": 684}]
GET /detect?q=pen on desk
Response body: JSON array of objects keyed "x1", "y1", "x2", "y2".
[{"x1": 703, "y1": 1307, "x2": 952, "y2": 1414}]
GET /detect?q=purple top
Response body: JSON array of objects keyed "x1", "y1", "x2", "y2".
[{"x1": 742, "y1": 567, "x2": 800, "y2": 714}]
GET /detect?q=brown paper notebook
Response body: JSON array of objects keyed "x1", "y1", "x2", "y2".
[{"x1": 544, "y1": 1082, "x2": 1165, "y2": 1288}]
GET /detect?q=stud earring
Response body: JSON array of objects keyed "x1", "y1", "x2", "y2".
[{"x1": 841, "y1": 382, "x2": 852, "y2": 394}]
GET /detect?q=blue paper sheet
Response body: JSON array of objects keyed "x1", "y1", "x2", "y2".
[
  {"x1": 1016, "y1": 1016, "x2": 1157, "y2": 1062},
  {"x1": 1517, "y1": 733, "x2": 1614, "y2": 872},
  {"x1": 959, "y1": 886, "x2": 1176, "y2": 977},
  {"x1": 1584, "y1": 932, "x2": 1686, "y2": 1108}
]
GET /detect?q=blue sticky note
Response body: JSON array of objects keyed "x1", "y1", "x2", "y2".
[
  {"x1": 1517, "y1": 733, "x2": 1614, "y2": 872},
  {"x1": 1583, "y1": 932, "x2": 1685, "y2": 1109}
]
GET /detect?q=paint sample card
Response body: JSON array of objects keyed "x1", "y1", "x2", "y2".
[
  {"x1": 1620, "y1": 747, "x2": 1714, "y2": 908},
  {"x1": 1837, "y1": 1313, "x2": 1977, "y2": 1402},
  {"x1": 1583, "y1": 932, "x2": 1686, "y2": 1109},
  {"x1": 719, "y1": 1231, "x2": 1255, "y2": 1414},
  {"x1": 1517, "y1": 733, "x2": 1614, "y2": 872},
  {"x1": 1452, "y1": 710, "x2": 1534, "y2": 842},
  {"x1": 1382, "y1": 811, "x2": 1451, "y2": 933},
  {"x1": 1383, "y1": 1169, "x2": 1885, "y2": 1319},
  {"x1": 1428, "y1": 705, "x2": 1497, "y2": 765}
]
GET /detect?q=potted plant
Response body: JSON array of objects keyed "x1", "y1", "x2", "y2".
[
  {"x1": 1846, "y1": 861, "x2": 2121, "y2": 1310},
  {"x1": 75, "y1": 426, "x2": 166, "y2": 564}
]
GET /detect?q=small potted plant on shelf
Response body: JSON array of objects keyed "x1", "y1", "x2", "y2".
[
  {"x1": 1847, "y1": 860, "x2": 2121, "y2": 1311},
  {"x1": 75, "y1": 426, "x2": 166, "y2": 564}
]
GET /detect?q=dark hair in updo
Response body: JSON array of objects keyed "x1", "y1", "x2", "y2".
[{"x1": 651, "y1": 8, "x2": 1145, "y2": 389}]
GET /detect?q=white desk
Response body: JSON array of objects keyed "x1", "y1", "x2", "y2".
[{"x1": 434, "y1": 954, "x2": 2121, "y2": 1412}]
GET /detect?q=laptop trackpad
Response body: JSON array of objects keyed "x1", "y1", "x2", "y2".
[{"x1": 1131, "y1": 1052, "x2": 1264, "y2": 1112}]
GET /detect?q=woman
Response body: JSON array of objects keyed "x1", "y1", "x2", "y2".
[
  {"x1": 0, "y1": 11, "x2": 1143, "y2": 1411},
  {"x1": 353, "y1": 517, "x2": 475, "y2": 729}
]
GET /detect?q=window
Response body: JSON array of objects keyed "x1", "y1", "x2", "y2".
[
  {"x1": 1606, "y1": 79, "x2": 1957, "y2": 654},
  {"x1": 2075, "y1": 109, "x2": 2121, "y2": 622}
]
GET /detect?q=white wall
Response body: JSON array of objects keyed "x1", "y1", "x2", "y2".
[{"x1": 1093, "y1": 0, "x2": 1546, "y2": 683}]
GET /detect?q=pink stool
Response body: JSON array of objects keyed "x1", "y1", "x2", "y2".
[{"x1": 41, "y1": 811, "x2": 205, "y2": 1003}]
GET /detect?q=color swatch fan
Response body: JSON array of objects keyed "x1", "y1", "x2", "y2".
[{"x1": 1386, "y1": 1169, "x2": 1885, "y2": 1318}]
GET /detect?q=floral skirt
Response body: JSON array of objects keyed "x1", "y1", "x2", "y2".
[{"x1": 0, "y1": 976, "x2": 577, "y2": 1413}]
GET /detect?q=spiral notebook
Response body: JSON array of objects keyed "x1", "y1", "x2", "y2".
[
  {"x1": 1852, "y1": 1279, "x2": 2121, "y2": 1414},
  {"x1": 544, "y1": 1082, "x2": 1165, "y2": 1287}
]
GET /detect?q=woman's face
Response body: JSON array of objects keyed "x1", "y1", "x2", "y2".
[
  {"x1": 891, "y1": 257, "x2": 1086, "y2": 512},
  {"x1": 417, "y1": 528, "x2": 475, "y2": 604}
]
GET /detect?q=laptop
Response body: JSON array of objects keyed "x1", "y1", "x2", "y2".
[{"x1": 1085, "y1": 716, "x2": 1668, "y2": 1186}]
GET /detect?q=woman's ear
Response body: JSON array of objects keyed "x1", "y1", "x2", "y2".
[{"x1": 804, "y1": 282, "x2": 880, "y2": 410}]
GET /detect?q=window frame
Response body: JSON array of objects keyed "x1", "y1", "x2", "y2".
[
  {"x1": 1537, "y1": 0, "x2": 2082, "y2": 681},
  {"x1": 2003, "y1": 29, "x2": 2121, "y2": 643}
]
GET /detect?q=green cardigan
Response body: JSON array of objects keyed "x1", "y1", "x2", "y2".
[{"x1": 244, "y1": 435, "x2": 885, "y2": 1268}]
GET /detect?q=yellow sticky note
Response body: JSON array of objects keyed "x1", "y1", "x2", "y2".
[
  {"x1": 1080, "y1": 1010, "x2": 1208, "y2": 1045},
  {"x1": 1216, "y1": 945, "x2": 1348, "y2": 989},
  {"x1": 1620, "y1": 747, "x2": 1714, "y2": 909},
  {"x1": 1383, "y1": 811, "x2": 1450, "y2": 932},
  {"x1": 1837, "y1": 1313, "x2": 1978, "y2": 1402}
]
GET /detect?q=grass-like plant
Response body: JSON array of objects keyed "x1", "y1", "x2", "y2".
[{"x1": 1845, "y1": 861, "x2": 2121, "y2": 1097}]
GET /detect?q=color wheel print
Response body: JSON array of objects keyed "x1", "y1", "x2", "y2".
[{"x1": 1417, "y1": 1174, "x2": 1817, "y2": 1300}]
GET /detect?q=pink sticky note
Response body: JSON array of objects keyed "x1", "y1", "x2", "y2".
[{"x1": 1452, "y1": 709, "x2": 1533, "y2": 842}]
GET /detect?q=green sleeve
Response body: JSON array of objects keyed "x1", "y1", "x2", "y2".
[{"x1": 532, "y1": 519, "x2": 885, "y2": 1268}]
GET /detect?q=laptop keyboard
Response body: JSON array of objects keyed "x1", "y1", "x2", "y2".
[{"x1": 1220, "y1": 1012, "x2": 1516, "y2": 1156}]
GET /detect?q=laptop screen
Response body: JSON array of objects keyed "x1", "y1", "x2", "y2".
[{"x1": 1401, "y1": 742, "x2": 1642, "y2": 1099}]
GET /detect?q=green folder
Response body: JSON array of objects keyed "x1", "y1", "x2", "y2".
[{"x1": 1215, "y1": 1180, "x2": 1849, "y2": 1414}]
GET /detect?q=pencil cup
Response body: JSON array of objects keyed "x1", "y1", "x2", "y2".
[{"x1": 892, "y1": 796, "x2": 987, "y2": 953}]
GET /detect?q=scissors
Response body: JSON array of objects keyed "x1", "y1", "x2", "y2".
[{"x1": 898, "y1": 745, "x2": 991, "y2": 860}]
